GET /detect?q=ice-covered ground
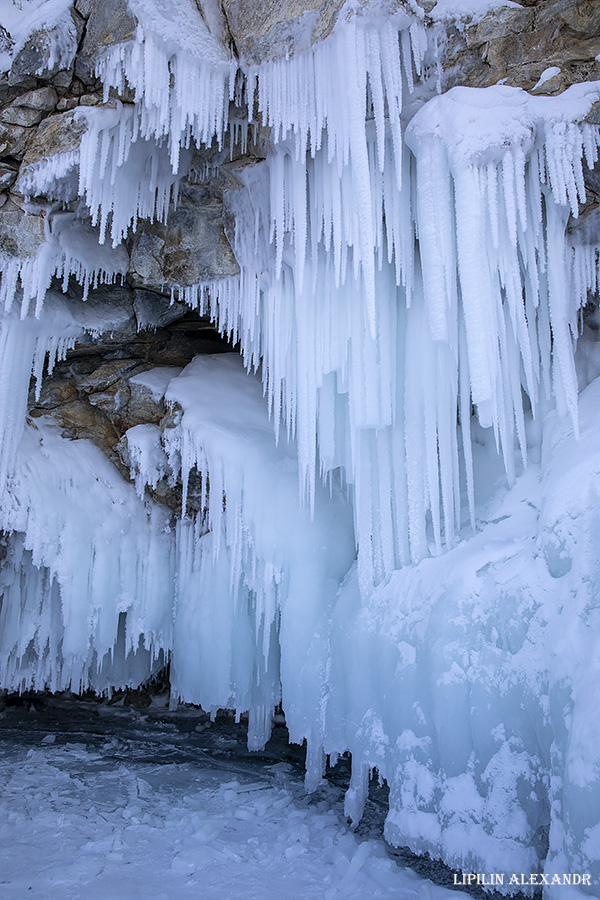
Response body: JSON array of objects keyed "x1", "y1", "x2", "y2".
[{"x1": 0, "y1": 696, "x2": 468, "y2": 900}]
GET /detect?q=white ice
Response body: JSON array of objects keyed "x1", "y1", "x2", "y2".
[
  {"x1": 429, "y1": 0, "x2": 520, "y2": 23},
  {"x1": 1, "y1": 1, "x2": 600, "y2": 895},
  {"x1": 0, "y1": 702, "x2": 467, "y2": 900},
  {"x1": 0, "y1": 0, "x2": 76, "y2": 74}
]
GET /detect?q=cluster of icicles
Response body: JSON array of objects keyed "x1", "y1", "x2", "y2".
[{"x1": 4, "y1": 4, "x2": 600, "y2": 593}]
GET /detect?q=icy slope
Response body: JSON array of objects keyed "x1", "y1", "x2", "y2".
[{"x1": 323, "y1": 375, "x2": 600, "y2": 888}]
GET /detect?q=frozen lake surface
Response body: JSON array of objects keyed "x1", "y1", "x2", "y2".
[{"x1": 0, "y1": 694, "x2": 472, "y2": 900}]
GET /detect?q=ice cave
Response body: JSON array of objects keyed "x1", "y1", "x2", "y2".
[{"x1": 1, "y1": 0, "x2": 600, "y2": 895}]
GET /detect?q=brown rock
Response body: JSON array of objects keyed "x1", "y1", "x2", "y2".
[
  {"x1": 87, "y1": 383, "x2": 130, "y2": 419},
  {"x1": 79, "y1": 93, "x2": 102, "y2": 106},
  {"x1": 0, "y1": 121, "x2": 30, "y2": 159},
  {"x1": 439, "y1": 0, "x2": 600, "y2": 93},
  {"x1": 222, "y1": 0, "x2": 346, "y2": 64},
  {"x1": 43, "y1": 398, "x2": 121, "y2": 460},
  {"x1": 31, "y1": 378, "x2": 78, "y2": 410},
  {"x1": 78, "y1": 359, "x2": 141, "y2": 394},
  {"x1": 0, "y1": 87, "x2": 58, "y2": 128},
  {"x1": 56, "y1": 98, "x2": 79, "y2": 112},
  {"x1": 20, "y1": 110, "x2": 87, "y2": 169}
]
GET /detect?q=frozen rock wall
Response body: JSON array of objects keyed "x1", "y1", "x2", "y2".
[{"x1": 1, "y1": 1, "x2": 600, "y2": 895}]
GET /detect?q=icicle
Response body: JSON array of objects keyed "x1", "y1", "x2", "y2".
[{"x1": 95, "y1": 0, "x2": 232, "y2": 172}]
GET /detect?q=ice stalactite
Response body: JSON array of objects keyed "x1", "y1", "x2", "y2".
[
  {"x1": 95, "y1": 0, "x2": 235, "y2": 171},
  {"x1": 0, "y1": 306, "x2": 81, "y2": 489},
  {"x1": 0, "y1": 418, "x2": 174, "y2": 693},
  {"x1": 127, "y1": 354, "x2": 355, "y2": 759},
  {"x1": 75, "y1": 103, "x2": 190, "y2": 247},
  {"x1": 0, "y1": 221, "x2": 128, "y2": 318},
  {"x1": 0, "y1": 300, "x2": 174, "y2": 693},
  {"x1": 188, "y1": 82, "x2": 600, "y2": 590}
]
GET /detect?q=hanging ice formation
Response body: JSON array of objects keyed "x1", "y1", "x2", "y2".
[{"x1": 2, "y1": 0, "x2": 600, "y2": 890}]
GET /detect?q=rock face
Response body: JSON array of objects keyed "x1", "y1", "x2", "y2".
[
  {"x1": 439, "y1": 0, "x2": 600, "y2": 94},
  {"x1": 20, "y1": 108, "x2": 87, "y2": 168},
  {"x1": 0, "y1": 201, "x2": 45, "y2": 258},
  {"x1": 27, "y1": 279, "x2": 230, "y2": 510},
  {"x1": 129, "y1": 182, "x2": 240, "y2": 289},
  {"x1": 222, "y1": 0, "x2": 346, "y2": 63},
  {"x1": 74, "y1": 0, "x2": 137, "y2": 85}
]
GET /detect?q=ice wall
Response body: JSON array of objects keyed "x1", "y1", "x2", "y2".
[{"x1": 1, "y1": 0, "x2": 600, "y2": 894}]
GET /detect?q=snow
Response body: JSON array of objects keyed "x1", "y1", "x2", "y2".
[
  {"x1": 1, "y1": 0, "x2": 600, "y2": 895},
  {"x1": 430, "y1": 0, "x2": 520, "y2": 23},
  {"x1": 0, "y1": 0, "x2": 75, "y2": 74},
  {"x1": 534, "y1": 67, "x2": 562, "y2": 92},
  {"x1": 0, "y1": 699, "x2": 466, "y2": 900},
  {"x1": 128, "y1": 366, "x2": 182, "y2": 402}
]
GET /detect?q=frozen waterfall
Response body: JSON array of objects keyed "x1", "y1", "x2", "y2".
[{"x1": 1, "y1": 0, "x2": 600, "y2": 894}]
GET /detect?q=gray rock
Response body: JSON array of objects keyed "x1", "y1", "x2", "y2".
[
  {"x1": 51, "y1": 70, "x2": 75, "y2": 88},
  {"x1": 129, "y1": 183, "x2": 239, "y2": 290},
  {"x1": 1, "y1": 105, "x2": 46, "y2": 128},
  {"x1": 584, "y1": 164, "x2": 600, "y2": 199},
  {"x1": 222, "y1": 0, "x2": 346, "y2": 64},
  {"x1": 0, "y1": 25, "x2": 13, "y2": 57},
  {"x1": 129, "y1": 232, "x2": 166, "y2": 287},
  {"x1": 0, "y1": 88, "x2": 58, "y2": 130},
  {"x1": 133, "y1": 290, "x2": 190, "y2": 330},
  {"x1": 586, "y1": 102, "x2": 600, "y2": 126},
  {"x1": 0, "y1": 162, "x2": 18, "y2": 189},
  {"x1": 0, "y1": 202, "x2": 45, "y2": 258},
  {"x1": 75, "y1": 0, "x2": 137, "y2": 85},
  {"x1": 569, "y1": 207, "x2": 600, "y2": 246},
  {"x1": 74, "y1": 0, "x2": 95, "y2": 18},
  {"x1": 49, "y1": 283, "x2": 139, "y2": 343},
  {"x1": 128, "y1": 371, "x2": 181, "y2": 426},
  {"x1": 18, "y1": 87, "x2": 59, "y2": 112},
  {"x1": 9, "y1": 9, "x2": 83, "y2": 86},
  {"x1": 20, "y1": 110, "x2": 87, "y2": 169},
  {"x1": 0, "y1": 121, "x2": 30, "y2": 159}
]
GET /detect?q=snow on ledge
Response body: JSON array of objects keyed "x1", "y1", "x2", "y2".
[{"x1": 429, "y1": 0, "x2": 521, "y2": 23}]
